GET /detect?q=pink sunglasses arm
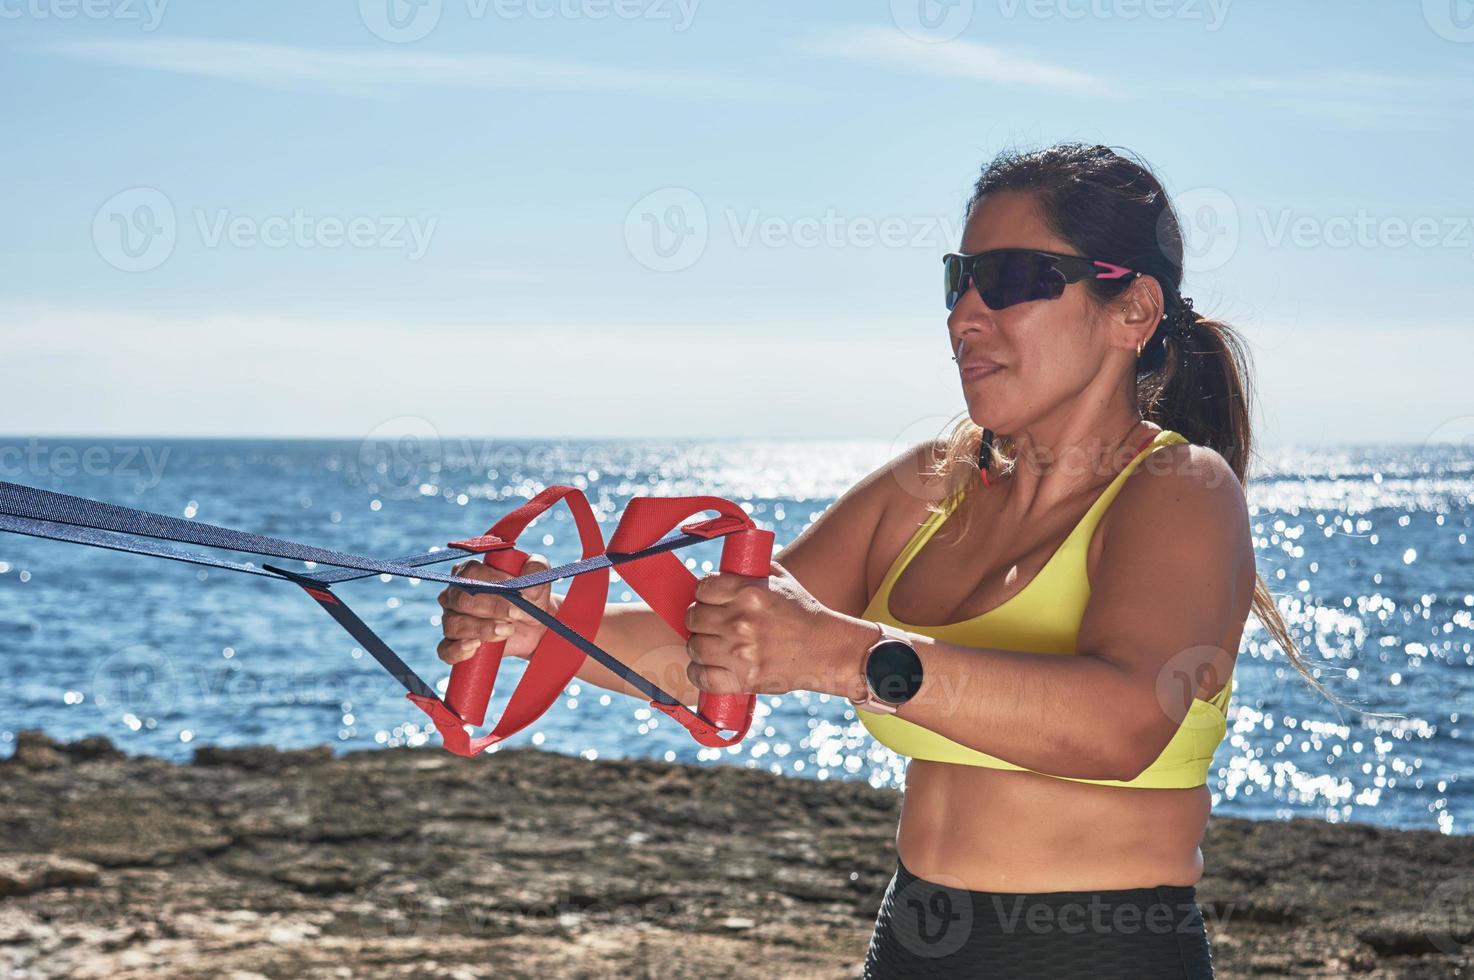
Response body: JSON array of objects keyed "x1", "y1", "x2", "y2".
[{"x1": 1092, "y1": 260, "x2": 1137, "y2": 280}]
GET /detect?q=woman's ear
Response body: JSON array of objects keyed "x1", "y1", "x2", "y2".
[{"x1": 1112, "y1": 275, "x2": 1166, "y2": 353}]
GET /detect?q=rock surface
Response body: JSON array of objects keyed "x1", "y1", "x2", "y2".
[{"x1": 0, "y1": 730, "x2": 1470, "y2": 978}]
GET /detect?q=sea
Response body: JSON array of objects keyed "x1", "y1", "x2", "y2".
[{"x1": 0, "y1": 435, "x2": 1470, "y2": 835}]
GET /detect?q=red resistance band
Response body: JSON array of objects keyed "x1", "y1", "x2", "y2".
[{"x1": 408, "y1": 485, "x2": 774, "y2": 756}]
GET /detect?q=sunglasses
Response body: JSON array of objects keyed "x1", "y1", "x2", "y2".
[{"x1": 943, "y1": 249, "x2": 1138, "y2": 312}]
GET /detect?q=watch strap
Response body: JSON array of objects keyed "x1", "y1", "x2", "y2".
[{"x1": 848, "y1": 621, "x2": 913, "y2": 715}]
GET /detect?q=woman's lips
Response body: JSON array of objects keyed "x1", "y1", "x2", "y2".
[{"x1": 960, "y1": 361, "x2": 1003, "y2": 381}]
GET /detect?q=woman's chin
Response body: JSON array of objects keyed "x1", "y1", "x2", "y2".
[{"x1": 964, "y1": 402, "x2": 1010, "y2": 431}]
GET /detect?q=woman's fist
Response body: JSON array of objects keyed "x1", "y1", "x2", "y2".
[
  {"x1": 436, "y1": 554, "x2": 558, "y2": 665},
  {"x1": 683, "y1": 560, "x2": 849, "y2": 697}
]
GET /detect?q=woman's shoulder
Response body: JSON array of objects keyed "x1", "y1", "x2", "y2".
[
  {"x1": 897, "y1": 437, "x2": 966, "y2": 510},
  {"x1": 865, "y1": 438, "x2": 961, "y2": 543},
  {"x1": 1106, "y1": 434, "x2": 1251, "y2": 554},
  {"x1": 857, "y1": 438, "x2": 956, "y2": 508},
  {"x1": 1134, "y1": 434, "x2": 1243, "y2": 499}
]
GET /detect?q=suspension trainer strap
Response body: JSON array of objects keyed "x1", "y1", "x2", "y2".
[{"x1": 0, "y1": 480, "x2": 767, "y2": 755}]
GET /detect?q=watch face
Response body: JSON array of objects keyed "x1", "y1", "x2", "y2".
[{"x1": 866, "y1": 640, "x2": 924, "y2": 705}]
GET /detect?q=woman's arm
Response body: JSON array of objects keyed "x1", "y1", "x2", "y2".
[
  {"x1": 552, "y1": 592, "x2": 704, "y2": 705},
  {"x1": 449, "y1": 440, "x2": 924, "y2": 704},
  {"x1": 814, "y1": 444, "x2": 1256, "y2": 782},
  {"x1": 567, "y1": 440, "x2": 920, "y2": 700}
]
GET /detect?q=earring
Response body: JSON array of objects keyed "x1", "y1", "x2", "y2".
[{"x1": 1136, "y1": 338, "x2": 1144, "y2": 357}]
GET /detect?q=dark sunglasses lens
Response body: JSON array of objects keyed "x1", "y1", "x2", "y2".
[
  {"x1": 978, "y1": 253, "x2": 1066, "y2": 310},
  {"x1": 943, "y1": 256, "x2": 965, "y2": 310}
]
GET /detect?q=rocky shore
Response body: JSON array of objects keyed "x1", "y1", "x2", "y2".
[{"x1": 0, "y1": 731, "x2": 1470, "y2": 978}]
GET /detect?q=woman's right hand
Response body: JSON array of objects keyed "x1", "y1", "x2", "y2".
[{"x1": 436, "y1": 555, "x2": 558, "y2": 665}]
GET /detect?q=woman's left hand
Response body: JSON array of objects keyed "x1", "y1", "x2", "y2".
[{"x1": 683, "y1": 560, "x2": 855, "y2": 698}]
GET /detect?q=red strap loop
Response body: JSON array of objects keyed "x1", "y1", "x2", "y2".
[
  {"x1": 609, "y1": 497, "x2": 774, "y2": 746},
  {"x1": 423, "y1": 486, "x2": 608, "y2": 757},
  {"x1": 410, "y1": 488, "x2": 774, "y2": 756}
]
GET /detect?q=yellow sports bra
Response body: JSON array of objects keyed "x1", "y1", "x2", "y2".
[{"x1": 857, "y1": 428, "x2": 1234, "y2": 790}]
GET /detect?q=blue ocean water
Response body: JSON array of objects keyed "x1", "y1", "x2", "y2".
[{"x1": 0, "y1": 435, "x2": 1469, "y2": 835}]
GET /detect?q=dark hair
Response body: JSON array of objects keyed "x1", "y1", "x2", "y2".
[{"x1": 928, "y1": 141, "x2": 1341, "y2": 708}]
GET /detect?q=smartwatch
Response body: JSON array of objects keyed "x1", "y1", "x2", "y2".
[{"x1": 848, "y1": 621, "x2": 925, "y2": 715}]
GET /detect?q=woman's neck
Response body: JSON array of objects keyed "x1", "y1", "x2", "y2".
[{"x1": 992, "y1": 414, "x2": 1155, "y2": 513}]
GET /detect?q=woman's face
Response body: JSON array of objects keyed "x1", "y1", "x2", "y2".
[{"x1": 948, "y1": 191, "x2": 1113, "y2": 434}]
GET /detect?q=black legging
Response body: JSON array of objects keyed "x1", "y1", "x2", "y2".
[{"x1": 864, "y1": 857, "x2": 1216, "y2": 979}]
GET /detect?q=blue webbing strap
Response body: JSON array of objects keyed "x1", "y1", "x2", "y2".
[
  {"x1": 0, "y1": 512, "x2": 286, "y2": 579},
  {"x1": 0, "y1": 513, "x2": 464, "y2": 581},
  {"x1": 255, "y1": 562, "x2": 446, "y2": 702},
  {"x1": 0, "y1": 480, "x2": 504, "y2": 587},
  {"x1": 265, "y1": 562, "x2": 680, "y2": 707},
  {"x1": 0, "y1": 480, "x2": 708, "y2": 713},
  {"x1": 0, "y1": 480, "x2": 704, "y2": 594}
]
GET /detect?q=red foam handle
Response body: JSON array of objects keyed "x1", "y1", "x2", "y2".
[
  {"x1": 696, "y1": 527, "x2": 775, "y2": 733},
  {"x1": 424, "y1": 485, "x2": 607, "y2": 756},
  {"x1": 444, "y1": 547, "x2": 531, "y2": 727}
]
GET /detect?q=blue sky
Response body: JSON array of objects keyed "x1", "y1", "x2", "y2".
[{"x1": 2, "y1": 1, "x2": 1472, "y2": 446}]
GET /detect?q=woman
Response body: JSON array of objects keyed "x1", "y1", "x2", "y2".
[{"x1": 436, "y1": 143, "x2": 1322, "y2": 978}]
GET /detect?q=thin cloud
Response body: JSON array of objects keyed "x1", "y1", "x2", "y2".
[
  {"x1": 1193, "y1": 70, "x2": 1474, "y2": 130},
  {"x1": 803, "y1": 26, "x2": 1107, "y2": 94},
  {"x1": 46, "y1": 38, "x2": 777, "y2": 100},
  {"x1": 461, "y1": 269, "x2": 547, "y2": 284}
]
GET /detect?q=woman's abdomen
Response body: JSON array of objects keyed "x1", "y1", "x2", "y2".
[{"x1": 896, "y1": 760, "x2": 1211, "y2": 893}]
